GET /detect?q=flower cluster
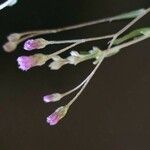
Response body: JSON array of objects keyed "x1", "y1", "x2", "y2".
[{"x1": 3, "y1": 8, "x2": 150, "y2": 126}]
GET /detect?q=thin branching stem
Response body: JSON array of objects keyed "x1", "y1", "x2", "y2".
[
  {"x1": 108, "y1": 7, "x2": 150, "y2": 48},
  {"x1": 65, "y1": 8, "x2": 150, "y2": 108},
  {"x1": 67, "y1": 54, "x2": 105, "y2": 108}
]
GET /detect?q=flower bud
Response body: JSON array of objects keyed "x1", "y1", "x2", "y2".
[
  {"x1": 7, "y1": 33, "x2": 21, "y2": 42},
  {"x1": 47, "y1": 106, "x2": 68, "y2": 125},
  {"x1": 3, "y1": 41, "x2": 17, "y2": 52},
  {"x1": 43, "y1": 93, "x2": 62, "y2": 103},
  {"x1": 17, "y1": 53, "x2": 48, "y2": 71},
  {"x1": 24, "y1": 38, "x2": 49, "y2": 51}
]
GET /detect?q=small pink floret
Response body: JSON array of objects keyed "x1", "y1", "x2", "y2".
[
  {"x1": 47, "y1": 113, "x2": 60, "y2": 125},
  {"x1": 43, "y1": 95, "x2": 53, "y2": 103},
  {"x1": 17, "y1": 56, "x2": 33, "y2": 71},
  {"x1": 24, "y1": 39, "x2": 39, "y2": 51}
]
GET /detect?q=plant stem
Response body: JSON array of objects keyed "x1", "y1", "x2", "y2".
[
  {"x1": 67, "y1": 54, "x2": 105, "y2": 108},
  {"x1": 46, "y1": 42, "x2": 81, "y2": 59},
  {"x1": 19, "y1": 9, "x2": 145, "y2": 36},
  {"x1": 66, "y1": 27, "x2": 150, "y2": 109},
  {"x1": 108, "y1": 7, "x2": 150, "y2": 48},
  {"x1": 45, "y1": 34, "x2": 114, "y2": 59},
  {"x1": 47, "y1": 34, "x2": 114, "y2": 45}
]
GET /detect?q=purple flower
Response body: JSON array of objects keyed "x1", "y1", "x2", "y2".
[
  {"x1": 47, "y1": 106, "x2": 68, "y2": 126},
  {"x1": 17, "y1": 56, "x2": 34, "y2": 71},
  {"x1": 43, "y1": 93, "x2": 62, "y2": 103},
  {"x1": 24, "y1": 38, "x2": 48, "y2": 51},
  {"x1": 17, "y1": 54, "x2": 48, "y2": 71},
  {"x1": 47, "y1": 112, "x2": 60, "y2": 125}
]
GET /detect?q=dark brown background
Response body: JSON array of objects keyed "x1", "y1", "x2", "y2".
[{"x1": 0, "y1": 0, "x2": 150, "y2": 150}]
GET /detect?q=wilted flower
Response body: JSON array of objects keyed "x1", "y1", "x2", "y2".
[
  {"x1": 24, "y1": 38, "x2": 49, "y2": 51},
  {"x1": 43, "y1": 93, "x2": 62, "y2": 103},
  {"x1": 3, "y1": 41, "x2": 17, "y2": 52},
  {"x1": 47, "y1": 106, "x2": 69, "y2": 125},
  {"x1": 49, "y1": 56, "x2": 68, "y2": 70},
  {"x1": 17, "y1": 53, "x2": 48, "y2": 71}
]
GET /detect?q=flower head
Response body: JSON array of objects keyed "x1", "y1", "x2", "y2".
[
  {"x1": 17, "y1": 56, "x2": 34, "y2": 71},
  {"x1": 47, "y1": 106, "x2": 69, "y2": 126},
  {"x1": 17, "y1": 53, "x2": 48, "y2": 71},
  {"x1": 43, "y1": 93, "x2": 62, "y2": 103},
  {"x1": 24, "y1": 38, "x2": 49, "y2": 51}
]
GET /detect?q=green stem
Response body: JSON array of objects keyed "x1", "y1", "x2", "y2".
[{"x1": 113, "y1": 27, "x2": 150, "y2": 45}]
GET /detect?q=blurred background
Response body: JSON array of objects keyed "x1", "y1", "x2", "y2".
[{"x1": 0, "y1": 0, "x2": 150, "y2": 149}]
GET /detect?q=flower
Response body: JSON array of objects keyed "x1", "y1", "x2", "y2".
[
  {"x1": 43, "y1": 93, "x2": 62, "y2": 103},
  {"x1": 3, "y1": 41, "x2": 17, "y2": 52},
  {"x1": 49, "y1": 56, "x2": 68, "y2": 70},
  {"x1": 17, "y1": 56, "x2": 34, "y2": 71},
  {"x1": 17, "y1": 53, "x2": 48, "y2": 71},
  {"x1": 24, "y1": 38, "x2": 49, "y2": 51},
  {"x1": 47, "y1": 106, "x2": 69, "y2": 126}
]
